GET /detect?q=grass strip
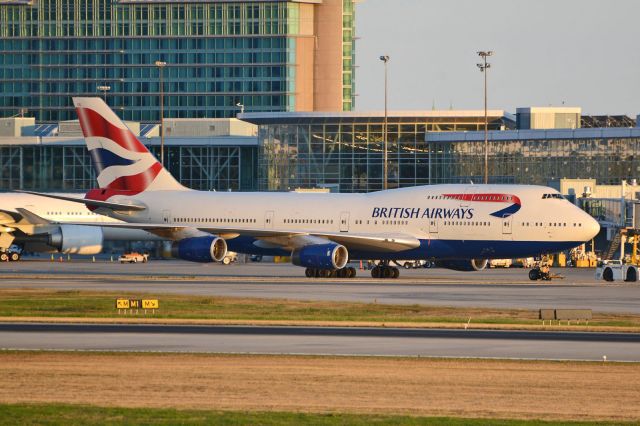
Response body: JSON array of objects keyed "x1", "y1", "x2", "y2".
[
  {"x1": 1, "y1": 288, "x2": 639, "y2": 328},
  {"x1": 0, "y1": 403, "x2": 632, "y2": 426}
]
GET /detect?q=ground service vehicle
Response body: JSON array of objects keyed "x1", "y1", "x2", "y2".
[
  {"x1": 595, "y1": 260, "x2": 639, "y2": 282},
  {"x1": 118, "y1": 252, "x2": 149, "y2": 263}
]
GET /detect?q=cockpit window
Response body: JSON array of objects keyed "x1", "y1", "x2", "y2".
[{"x1": 542, "y1": 193, "x2": 564, "y2": 199}]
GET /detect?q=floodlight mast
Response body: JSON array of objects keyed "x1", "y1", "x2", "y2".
[
  {"x1": 379, "y1": 55, "x2": 390, "y2": 190},
  {"x1": 477, "y1": 50, "x2": 493, "y2": 185}
]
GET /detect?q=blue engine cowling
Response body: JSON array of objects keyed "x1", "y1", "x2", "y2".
[
  {"x1": 171, "y1": 236, "x2": 227, "y2": 263},
  {"x1": 291, "y1": 243, "x2": 349, "y2": 270},
  {"x1": 435, "y1": 259, "x2": 488, "y2": 272}
]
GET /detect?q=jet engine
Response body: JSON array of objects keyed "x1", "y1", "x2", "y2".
[
  {"x1": 435, "y1": 258, "x2": 488, "y2": 272},
  {"x1": 48, "y1": 225, "x2": 104, "y2": 255},
  {"x1": 291, "y1": 243, "x2": 349, "y2": 270},
  {"x1": 171, "y1": 236, "x2": 227, "y2": 263}
]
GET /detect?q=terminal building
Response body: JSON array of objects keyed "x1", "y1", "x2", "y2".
[
  {"x1": 0, "y1": 0, "x2": 356, "y2": 122},
  {"x1": 2, "y1": 106, "x2": 639, "y2": 197},
  {"x1": 241, "y1": 110, "x2": 516, "y2": 192},
  {"x1": 0, "y1": 116, "x2": 258, "y2": 192}
]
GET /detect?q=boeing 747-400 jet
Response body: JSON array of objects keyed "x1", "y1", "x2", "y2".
[
  {"x1": 20, "y1": 98, "x2": 600, "y2": 278},
  {"x1": 0, "y1": 192, "x2": 161, "y2": 260}
]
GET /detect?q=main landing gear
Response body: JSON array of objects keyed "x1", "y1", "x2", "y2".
[
  {"x1": 371, "y1": 263, "x2": 400, "y2": 279},
  {"x1": 305, "y1": 266, "x2": 357, "y2": 279}
]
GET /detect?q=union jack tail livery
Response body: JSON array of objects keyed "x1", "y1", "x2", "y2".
[{"x1": 72, "y1": 97, "x2": 186, "y2": 195}]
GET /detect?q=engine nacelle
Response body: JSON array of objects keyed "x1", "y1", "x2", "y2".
[
  {"x1": 436, "y1": 259, "x2": 488, "y2": 272},
  {"x1": 171, "y1": 236, "x2": 227, "y2": 263},
  {"x1": 48, "y1": 225, "x2": 103, "y2": 255},
  {"x1": 291, "y1": 243, "x2": 349, "y2": 270}
]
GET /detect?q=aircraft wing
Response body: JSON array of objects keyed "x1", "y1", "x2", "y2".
[
  {"x1": 14, "y1": 190, "x2": 146, "y2": 212},
  {"x1": 74, "y1": 222, "x2": 420, "y2": 253},
  {"x1": 70, "y1": 222, "x2": 420, "y2": 252}
]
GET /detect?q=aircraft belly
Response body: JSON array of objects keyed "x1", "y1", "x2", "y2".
[{"x1": 225, "y1": 236, "x2": 584, "y2": 261}]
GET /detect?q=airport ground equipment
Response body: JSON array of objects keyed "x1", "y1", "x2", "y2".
[
  {"x1": 222, "y1": 251, "x2": 237, "y2": 265},
  {"x1": 489, "y1": 258, "x2": 512, "y2": 268},
  {"x1": 118, "y1": 252, "x2": 149, "y2": 264},
  {"x1": 529, "y1": 256, "x2": 564, "y2": 281},
  {"x1": 0, "y1": 245, "x2": 21, "y2": 262},
  {"x1": 595, "y1": 260, "x2": 639, "y2": 282}
]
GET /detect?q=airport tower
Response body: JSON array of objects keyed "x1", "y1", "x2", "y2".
[{"x1": 0, "y1": 0, "x2": 356, "y2": 122}]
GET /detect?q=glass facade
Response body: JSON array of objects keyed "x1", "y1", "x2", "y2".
[
  {"x1": 245, "y1": 113, "x2": 513, "y2": 192},
  {"x1": 426, "y1": 129, "x2": 640, "y2": 186},
  {"x1": 0, "y1": 140, "x2": 257, "y2": 192},
  {"x1": 0, "y1": 0, "x2": 356, "y2": 122}
]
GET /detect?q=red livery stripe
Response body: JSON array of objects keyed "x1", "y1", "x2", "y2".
[
  {"x1": 443, "y1": 193, "x2": 521, "y2": 205},
  {"x1": 76, "y1": 107, "x2": 149, "y2": 153}
]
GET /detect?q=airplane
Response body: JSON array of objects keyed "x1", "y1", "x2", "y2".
[
  {"x1": 19, "y1": 97, "x2": 601, "y2": 278},
  {"x1": 0, "y1": 192, "x2": 162, "y2": 261}
]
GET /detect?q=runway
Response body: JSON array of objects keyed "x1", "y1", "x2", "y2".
[
  {"x1": 2, "y1": 322, "x2": 639, "y2": 361},
  {"x1": 2, "y1": 261, "x2": 640, "y2": 313}
]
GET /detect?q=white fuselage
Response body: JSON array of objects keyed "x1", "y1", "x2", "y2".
[
  {"x1": 0, "y1": 192, "x2": 161, "y2": 242},
  {"x1": 103, "y1": 184, "x2": 600, "y2": 260}
]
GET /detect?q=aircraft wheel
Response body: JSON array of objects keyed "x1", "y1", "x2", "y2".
[
  {"x1": 625, "y1": 268, "x2": 637, "y2": 282},
  {"x1": 305, "y1": 268, "x2": 315, "y2": 278},
  {"x1": 371, "y1": 266, "x2": 381, "y2": 279},
  {"x1": 528, "y1": 269, "x2": 540, "y2": 281},
  {"x1": 337, "y1": 268, "x2": 347, "y2": 278},
  {"x1": 404, "y1": 263, "x2": 412, "y2": 269},
  {"x1": 9, "y1": 252, "x2": 20, "y2": 262},
  {"x1": 391, "y1": 267, "x2": 400, "y2": 279},
  {"x1": 603, "y1": 268, "x2": 614, "y2": 282},
  {"x1": 347, "y1": 267, "x2": 356, "y2": 278},
  {"x1": 0, "y1": 253, "x2": 8, "y2": 262},
  {"x1": 381, "y1": 267, "x2": 393, "y2": 279}
]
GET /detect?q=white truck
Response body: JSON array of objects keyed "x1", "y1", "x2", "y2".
[{"x1": 595, "y1": 260, "x2": 639, "y2": 282}]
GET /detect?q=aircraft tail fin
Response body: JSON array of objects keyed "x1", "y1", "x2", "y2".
[{"x1": 72, "y1": 97, "x2": 186, "y2": 193}]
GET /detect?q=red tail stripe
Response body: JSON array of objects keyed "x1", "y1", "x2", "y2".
[
  {"x1": 76, "y1": 107, "x2": 149, "y2": 154},
  {"x1": 105, "y1": 161, "x2": 162, "y2": 191}
]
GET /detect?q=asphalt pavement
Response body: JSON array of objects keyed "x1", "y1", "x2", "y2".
[{"x1": 1, "y1": 322, "x2": 639, "y2": 361}]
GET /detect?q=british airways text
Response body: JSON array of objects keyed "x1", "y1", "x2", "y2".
[{"x1": 372, "y1": 207, "x2": 474, "y2": 219}]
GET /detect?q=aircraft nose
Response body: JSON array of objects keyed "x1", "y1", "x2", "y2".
[{"x1": 585, "y1": 215, "x2": 600, "y2": 240}]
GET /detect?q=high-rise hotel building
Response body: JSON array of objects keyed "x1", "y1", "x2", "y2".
[{"x1": 0, "y1": 0, "x2": 356, "y2": 122}]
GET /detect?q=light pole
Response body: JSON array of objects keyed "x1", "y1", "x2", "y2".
[
  {"x1": 236, "y1": 102, "x2": 245, "y2": 114},
  {"x1": 155, "y1": 60, "x2": 167, "y2": 166},
  {"x1": 97, "y1": 85, "x2": 110, "y2": 102},
  {"x1": 477, "y1": 51, "x2": 493, "y2": 185},
  {"x1": 379, "y1": 55, "x2": 389, "y2": 190}
]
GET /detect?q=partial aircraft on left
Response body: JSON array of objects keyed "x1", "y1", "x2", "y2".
[{"x1": 0, "y1": 192, "x2": 161, "y2": 261}]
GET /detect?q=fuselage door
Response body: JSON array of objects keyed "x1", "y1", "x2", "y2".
[
  {"x1": 162, "y1": 209, "x2": 171, "y2": 223},
  {"x1": 340, "y1": 211, "x2": 350, "y2": 232},
  {"x1": 502, "y1": 215, "x2": 512, "y2": 237},
  {"x1": 429, "y1": 218, "x2": 438, "y2": 234},
  {"x1": 264, "y1": 210, "x2": 274, "y2": 229}
]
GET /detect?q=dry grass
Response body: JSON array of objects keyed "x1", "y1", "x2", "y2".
[
  {"x1": 2, "y1": 288, "x2": 640, "y2": 330},
  {"x1": 0, "y1": 352, "x2": 639, "y2": 422}
]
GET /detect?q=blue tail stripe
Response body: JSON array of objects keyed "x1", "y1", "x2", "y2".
[{"x1": 89, "y1": 148, "x2": 136, "y2": 174}]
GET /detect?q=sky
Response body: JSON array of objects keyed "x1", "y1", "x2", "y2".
[{"x1": 355, "y1": 0, "x2": 640, "y2": 116}]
